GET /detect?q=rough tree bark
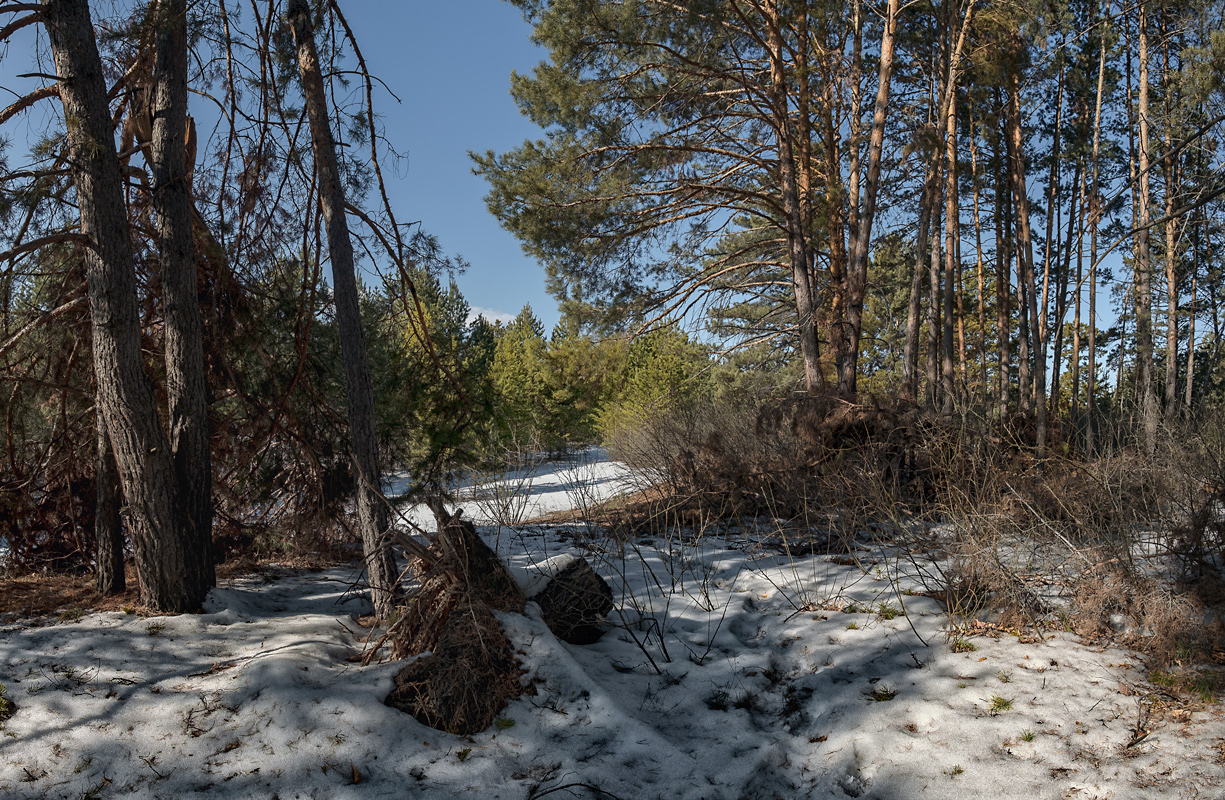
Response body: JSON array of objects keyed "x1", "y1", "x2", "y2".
[
  {"x1": 1135, "y1": 0, "x2": 1159, "y2": 454},
  {"x1": 941, "y1": 66, "x2": 958, "y2": 414},
  {"x1": 1007, "y1": 70, "x2": 1047, "y2": 458},
  {"x1": 969, "y1": 114, "x2": 989, "y2": 407},
  {"x1": 927, "y1": 181, "x2": 943, "y2": 411},
  {"x1": 765, "y1": 0, "x2": 821, "y2": 395},
  {"x1": 902, "y1": 168, "x2": 936, "y2": 403},
  {"x1": 1186, "y1": 209, "x2": 1200, "y2": 412},
  {"x1": 149, "y1": 0, "x2": 214, "y2": 595},
  {"x1": 44, "y1": 0, "x2": 203, "y2": 611},
  {"x1": 1161, "y1": 21, "x2": 1179, "y2": 421},
  {"x1": 840, "y1": 0, "x2": 900, "y2": 397},
  {"x1": 287, "y1": 0, "x2": 398, "y2": 618},
  {"x1": 95, "y1": 416, "x2": 124, "y2": 595},
  {"x1": 1087, "y1": 13, "x2": 1107, "y2": 454},
  {"x1": 994, "y1": 105, "x2": 1012, "y2": 420}
]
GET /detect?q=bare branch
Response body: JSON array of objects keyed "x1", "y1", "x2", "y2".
[{"x1": 0, "y1": 84, "x2": 57, "y2": 126}]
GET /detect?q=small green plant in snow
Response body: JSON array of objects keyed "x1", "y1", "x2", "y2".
[{"x1": 989, "y1": 696, "x2": 1013, "y2": 714}]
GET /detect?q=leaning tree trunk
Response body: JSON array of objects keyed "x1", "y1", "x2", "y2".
[
  {"x1": 287, "y1": 0, "x2": 398, "y2": 618},
  {"x1": 44, "y1": 0, "x2": 202, "y2": 612},
  {"x1": 150, "y1": 0, "x2": 214, "y2": 595}
]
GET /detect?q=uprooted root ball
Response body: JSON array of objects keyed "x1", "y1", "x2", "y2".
[
  {"x1": 386, "y1": 594, "x2": 529, "y2": 735},
  {"x1": 385, "y1": 514, "x2": 529, "y2": 735}
]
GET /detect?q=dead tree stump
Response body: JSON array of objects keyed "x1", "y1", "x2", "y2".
[{"x1": 536, "y1": 557, "x2": 613, "y2": 644}]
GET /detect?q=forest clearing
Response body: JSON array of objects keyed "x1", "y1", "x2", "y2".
[{"x1": 3, "y1": 0, "x2": 1225, "y2": 798}]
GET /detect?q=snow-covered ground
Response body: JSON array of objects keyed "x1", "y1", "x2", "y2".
[
  {"x1": 387, "y1": 447, "x2": 640, "y2": 532},
  {"x1": 2, "y1": 457, "x2": 1223, "y2": 799}
]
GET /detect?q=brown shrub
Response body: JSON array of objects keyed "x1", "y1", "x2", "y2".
[{"x1": 1072, "y1": 567, "x2": 1225, "y2": 670}]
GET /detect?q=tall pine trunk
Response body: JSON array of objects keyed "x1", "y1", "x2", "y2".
[
  {"x1": 287, "y1": 0, "x2": 398, "y2": 617},
  {"x1": 994, "y1": 108, "x2": 1012, "y2": 420},
  {"x1": 1071, "y1": 167, "x2": 1085, "y2": 425},
  {"x1": 1007, "y1": 71, "x2": 1047, "y2": 458},
  {"x1": 1161, "y1": 24, "x2": 1179, "y2": 420},
  {"x1": 942, "y1": 76, "x2": 958, "y2": 414},
  {"x1": 1186, "y1": 221, "x2": 1198, "y2": 413},
  {"x1": 150, "y1": 0, "x2": 214, "y2": 595},
  {"x1": 902, "y1": 169, "x2": 935, "y2": 403},
  {"x1": 1087, "y1": 189, "x2": 1099, "y2": 451},
  {"x1": 840, "y1": 0, "x2": 900, "y2": 396},
  {"x1": 1087, "y1": 14, "x2": 1107, "y2": 454},
  {"x1": 1135, "y1": 1, "x2": 1159, "y2": 454},
  {"x1": 764, "y1": 1, "x2": 822, "y2": 395},
  {"x1": 927, "y1": 181, "x2": 943, "y2": 411},
  {"x1": 1006, "y1": 110, "x2": 1031, "y2": 420},
  {"x1": 1050, "y1": 160, "x2": 1082, "y2": 414},
  {"x1": 45, "y1": 0, "x2": 203, "y2": 612},
  {"x1": 969, "y1": 115, "x2": 989, "y2": 408}
]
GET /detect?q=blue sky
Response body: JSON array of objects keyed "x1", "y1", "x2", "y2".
[
  {"x1": 0, "y1": 0, "x2": 557, "y2": 330},
  {"x1": 340, "y1": 1, "x2": 556, "y2": 329}
]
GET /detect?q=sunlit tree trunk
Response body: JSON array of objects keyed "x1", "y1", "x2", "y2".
[
  {"x1": 1087, "y1": 13, "x2": 1107, "y2": 454},
  {"x1": 1186, "y1": 223, "x2": 1198, "y2": 413},
  {"x1": 942, "y1": 69, "x2": 958, "y2": 414},
  {"x1": 927, "y1": 180, "x2": 943, "y2": 411},
  {"x1": 1041, "y1": 59, "x2": 1065, "y2": 389},
  {"x1": 1135, "y1": 0, "x2": 1159, "y2": 454},
  {"x1": 794, "y1": 8, "x2": 821, "y2": 390},
  {"x1": 903, "y1": 169, "x2": 936, "y2": 403},
  {"x1": 1161, "y1": 20, "x2": 1180, "y2": 420},
  {"x1": 1071, "y1": 167, "x2": 1085, "y2": 426},
  {"x1": 764, "y1": 0, "x2": 822, "y2": 395},
  {"x1": 841, "y1": 0, "x2": 900, "y2": 396},
  {"x1": 994, "y1": 106, "x2": 1012, "y2": 420},
  {"x1": 969, "y1": 115, "x2": 989, "y2": 409},
  {"x1": 1051, "y1": 160, "x2": 1082, "y2": 415},
  {"x1": 1007, "y1": 70, "x2": 1046, "y2": 458},
  {"x1": 1005, "y1": 107, "x2": 1030, "y2": 421}
]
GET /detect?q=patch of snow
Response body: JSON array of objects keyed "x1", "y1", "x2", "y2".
[
  {"x1": 3, "y1": 458, "x2": 1223, "y2": 798},
  {"x1": 387, "y1": 447, "x2": 639, "y2": 532}
]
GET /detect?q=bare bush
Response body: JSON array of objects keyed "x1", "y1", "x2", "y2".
[{"x1": 605, "y1": 392, "x2": 1225, "y2": 683}]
